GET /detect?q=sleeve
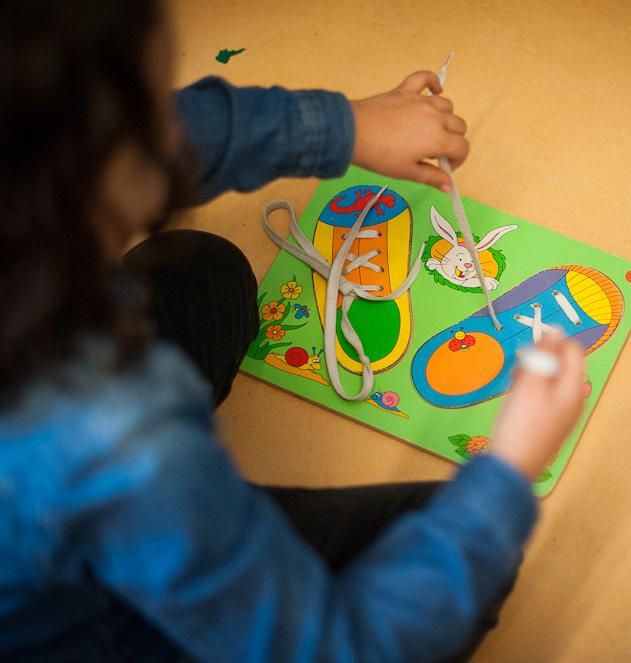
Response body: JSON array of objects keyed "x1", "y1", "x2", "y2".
[
  {"x1": 63, "y1": 381, "x2": 537, "y2": 662},
  {"x1": 174, "y1": 77, "x2": 355, "y2": 204}
]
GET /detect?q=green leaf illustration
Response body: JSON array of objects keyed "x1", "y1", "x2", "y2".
[
  {"x1": 254, "y1": 341, "x2": 291, "y2": 359},
  {"x1": 448, "y1": 434, "x2": 471, "y2": 448},
  {"x1": 535, "y1": 468, "x2": 553, "y2": 483},
  {"x1": 280, "y1": 323, "x2": 307, "y2": 332},
  {"x1": 246, "y1": 333, "x2": 265, "y2": 358},
  {"x1": 493, "y1": 247, "x2": 507, "y2": 279},
  {"x1": 279, "y1": 301, "x2": 294, "y2": 323}
]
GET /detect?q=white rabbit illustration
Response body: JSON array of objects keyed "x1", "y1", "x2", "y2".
[{"x1": 425, "y1": 205, "x2": 518, "y2": 290}]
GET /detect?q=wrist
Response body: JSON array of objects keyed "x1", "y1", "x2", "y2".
[
  {"x1": 349, "y1": 100, "x2": 366, "y2": 168},
  {"x1": 490, "y1": 446, "x2": 543, "y2": 482}
]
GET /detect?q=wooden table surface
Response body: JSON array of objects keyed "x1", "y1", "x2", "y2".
[{"x1": 170, "y1": 1, "x2": 631, "y2": 660}]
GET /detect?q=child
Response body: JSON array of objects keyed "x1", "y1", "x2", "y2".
[{"x1": 0, "y1": 1, "x2": 584, "y2": 661}]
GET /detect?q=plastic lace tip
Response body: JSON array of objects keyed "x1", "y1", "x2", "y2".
[
  {"x1": 518, "y1": 347, "x2": 561, "y2": 378},
  {"x1": 443, "y1": 51, "x2": 455, "y2": 68}
]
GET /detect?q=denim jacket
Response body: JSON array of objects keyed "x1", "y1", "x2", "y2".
[{"x1": 0, "y1": 77, "x2": 537, "y2": 662}]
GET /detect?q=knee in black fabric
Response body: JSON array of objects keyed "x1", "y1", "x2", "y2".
[
  {"x1": 124, "y1": 230, "x2": 253, "y2": 286},
  {"x1": 122, "y1": 229, "x2": 259, "y2": 404}
]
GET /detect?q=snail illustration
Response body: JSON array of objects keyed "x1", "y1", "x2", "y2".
[
  {"x1": 280, "y1": 346, "x2": 323, "y2": 372},
  {"x1": 264, "y1": 345, "x2": 329, "y2": 386},
  {"x1": 448, "y1": 328, "x2": 476, "y2": 352},
  {"x1": 366, "y1": 389, "x2": 409, "y2": 418},
  {"x1": 371, "y1": 390, "x2": 400, "y2": 409}
]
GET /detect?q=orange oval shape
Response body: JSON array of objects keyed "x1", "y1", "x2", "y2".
[{"x1": 426, "y1": 332, "x2": 505, "y2": 396}]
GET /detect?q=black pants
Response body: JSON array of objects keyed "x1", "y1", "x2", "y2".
[{"x1": 124, "y1": 229, "x2": 514, "y2": 662}]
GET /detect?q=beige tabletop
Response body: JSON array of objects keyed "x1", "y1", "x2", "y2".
[{"x1": 170, "y1": 1, "x2": 631, "y2": 660}]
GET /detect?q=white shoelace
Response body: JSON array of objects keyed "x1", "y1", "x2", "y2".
[
  {"x1": 263, "y1": 190, "x2": 425, "y2": 401},
  {"x1": 514, "y1": 290, "x2": 582, "y2": 342},
  {"x1": 434, "y1": 53, "x2": 503, "y2": 331}
]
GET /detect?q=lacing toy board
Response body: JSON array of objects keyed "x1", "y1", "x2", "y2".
[{"x1": 240, "y1": 165, "x2": 631, "y2": 496}]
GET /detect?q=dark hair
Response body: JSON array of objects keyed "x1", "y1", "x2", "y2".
[{"x1": 0, "y1": 0, "x2": 179, "y2": 404}]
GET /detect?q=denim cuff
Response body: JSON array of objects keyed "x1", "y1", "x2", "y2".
[
  {"x1": 433, "y1": 454, "x2": 539, "y2": 549},
  {"x1": 290, "y1": 90, "x2": 355, "y2": 178}
]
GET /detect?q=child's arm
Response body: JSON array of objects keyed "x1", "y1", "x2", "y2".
[
  {"x1": 174, "y1": 72, "x2": 467, "y2": 203},
  {"x1": 51, "y1": 339, "x2": 582, "y2": 662},
  {"x1": 175, "y1": 77, "x2": 354, "y2": 203}
]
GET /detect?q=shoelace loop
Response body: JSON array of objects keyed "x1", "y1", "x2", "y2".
[{"x1": 263, "y1": 189, "x2": 425, "y2": 401}]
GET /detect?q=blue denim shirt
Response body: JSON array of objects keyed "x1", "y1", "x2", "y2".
[{"x1": 0, "y1": 78, "x2": 537, "y2": 662}]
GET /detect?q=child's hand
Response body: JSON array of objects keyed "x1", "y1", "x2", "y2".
[
  {"x1": 491, "y1": 333, "x2": 585, "y2": 481},
  {"x1": 350, "y1": 71, "x2": 469, "y2": 192}
]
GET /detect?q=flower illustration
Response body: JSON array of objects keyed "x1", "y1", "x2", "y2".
[
  {"x1": 265, "y1": 325, "x2": 285, "y2": 341},
  {"x1": 448, "y1": 433, "x2": 492, "y2": 461},
  {"x1": 466, "y1": 435, "x2": 490, "y2": 455},
  {"x1": 280, "y1": 281, "x2": 303, "y2": 300},
  {"x1": 261, "y1": 300, "x2": 286, "y2": 321}
]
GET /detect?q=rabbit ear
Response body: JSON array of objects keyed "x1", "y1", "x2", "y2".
[
  {"x1": 475, "y1": 224, "x2": 518, "y2": 251},
  {"x1": 430, "y1": 205, "x2": 458, "y2": 246}
]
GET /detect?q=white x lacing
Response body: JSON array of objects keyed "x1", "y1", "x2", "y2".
[
  {"x1": 263, "y1": 190, "x2": 425, "y2": 401},
  {"x1": 514, "y1": 290, "x2": 582, "y2": 343}
]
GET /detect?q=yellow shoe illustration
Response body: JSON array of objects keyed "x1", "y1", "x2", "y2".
[{"x1": 312, "y1": 185, "x2": 413, "y2": 374}]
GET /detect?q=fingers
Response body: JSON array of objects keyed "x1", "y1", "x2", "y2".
[
  {"x1": 398, "y1": 76, "x2": 468, "y2": 166},
  {"x1": 513, "y1": 333, "x2": 584, "y2": 407},
  {"x1": 398, "y1": 71, "x2": 443, "y2": 96},
  {"x1": 427, "y1": 95, "x2": 454, "y2": 113},
  {"x1": 555, "y1": 339, "x2": 585, "y2": 403},
  {"x1": 444, "y1": 113, "x2": 467, "y2": 135},
  {"x1": 433, "y1": 134, "x2": 470, "y2": 169},
  {"x1": 538, "y1": 329, "x2": 565, "y2": 355},
  {"x1": 511, "y1": 363, "x2": 549, "y2": 397},
  {"x1": 512, "y1": 331, "x2": 564, "y2": 391},
  {"x1": 413, "y1": 133, "x2": 469, "y2": 187},
  {"x1": 421, "y1": 99, "x2": 469, "y2": 166},
  {"x1": 414, "y1": 162, "x2": 452, "y2": 191},
  {"x1": 428, "y1": 99, "x2": 467, "y2": 140}
]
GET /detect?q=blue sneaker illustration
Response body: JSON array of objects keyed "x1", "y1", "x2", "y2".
[{"x1": 411, "y1": 265, "x2": 624, "y2": 408}]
